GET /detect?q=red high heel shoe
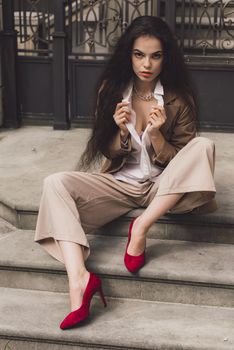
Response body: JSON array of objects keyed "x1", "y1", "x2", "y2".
[
  {"x1": 124, "y1": 218, "x2": 145, "y2": 273},
  {"x1": 60, "y1": 272, "x2": 107, "y2": 330}
]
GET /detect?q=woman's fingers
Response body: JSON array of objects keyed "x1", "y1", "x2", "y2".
[
  {"x1": 115, "y1": 102, "x2": 131, "y2": 116},
  {"x1": 150, "y1": 106, "x2": 166, "y2": 120},
  {"x1": 114, "y1": 112, "x2": 128, "y2": 121},
  {"x1": 113, "y1": 102, "x2": 131, "y2": 136},
  {"x1": 148, "y1": 108, "x2": 166, "y2": 131},
  {"x1": 114, "y1": 110, "x2": 131, "y2": 125},
  {"x1": 149, "y1": 107, "x2": 166, "y2": 124},
  {"x1": 116, "y1": 101, "x2": 130, "y2": 111}
]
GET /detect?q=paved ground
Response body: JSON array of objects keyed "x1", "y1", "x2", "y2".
[
  {"x1": 0, "y1": 126, "x2": 90, "y2": 211},
  {"x1": 0, "y1": 217, "x2": 17, "y2": 239}
]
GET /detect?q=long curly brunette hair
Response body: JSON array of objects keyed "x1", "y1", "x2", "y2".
[{"x1": 79, "y1": 16, "x2": 197, "y2": 169}]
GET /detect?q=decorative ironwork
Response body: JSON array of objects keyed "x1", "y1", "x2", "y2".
[
  {"x1": 13, "y1": 0, "x2": 234, "y2": 57},
  {"x1": 176, "y1": 0, "x2": 234, "y2": 55},
  {"x1": 66, "y1": 0, "x2": 154, "y2": 55},
  {"x1": 14, "y1": 0, "x2": 54, "y2": 54}
]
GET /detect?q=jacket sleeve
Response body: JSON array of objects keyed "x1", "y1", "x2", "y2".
[
  {"x1": 150, "y1": 103, "x2": 197, "y2": 167},
  {"x1": 102, "y1": 130, "x2": 132, "y2": 160}
]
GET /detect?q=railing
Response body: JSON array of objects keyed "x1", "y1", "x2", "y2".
[
  {"x1": 66, "y1": 0, "x2": 155, "y2": 56},
  {"x1": 12, "y1": 0, "x2": 234, "y2": 58},
  {"x1": 13, "y1": 0, "x2": 155, "y2": 56},
  {"x1": 175, "y1": 0, "x2": 234, "y2": 56},
  {"x1": 2, "y1": 0, "x2": 234, "y2": 129},
  {"x1": 14, "y1": 0, "x2": 54, "y2": 55}
]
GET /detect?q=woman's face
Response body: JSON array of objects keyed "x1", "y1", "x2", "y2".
[{"x1": 131, "y1": 35, "x2": 163, "y2": 83}]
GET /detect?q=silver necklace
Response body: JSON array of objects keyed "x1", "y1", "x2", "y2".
[{"x1": 133, "y1": 85, "x2": 154, "y2": 102}]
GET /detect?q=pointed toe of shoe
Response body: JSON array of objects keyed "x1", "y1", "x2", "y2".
[
  {"x1": 124, "y1": 252, "x2": 145, "y2": 273},
  {"x1": 60, "y1": 305, "x2": 89, "y2": 330},
  {"x1": 59, "y1": 272, "x2": 107, "y2": 330}
]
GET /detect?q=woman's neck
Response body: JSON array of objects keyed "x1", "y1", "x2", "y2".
[{"x1": 133, "y1": 78, "x2": 157, "y2": 94}]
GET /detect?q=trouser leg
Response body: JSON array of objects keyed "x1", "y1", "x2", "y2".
[
  {"x1": 145, "y1": 136, "x2": 217, "y2": 213},
  {"x1": 35, "y1": 172, "x2": 146, "y2": 262}
]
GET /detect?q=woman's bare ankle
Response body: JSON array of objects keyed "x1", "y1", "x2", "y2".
[
  {"x1": 68, "y1": 270, "x2": 90, "y2": 311},
  {"x1": 132, "y1": 216, "x2": 148, "y2": 237},
  {"x1": 68, "y1": 268, "x2": 89, "y2": 290},
  {"x1": 127, "y1": 218, "x2": 147, "y2": 255}
]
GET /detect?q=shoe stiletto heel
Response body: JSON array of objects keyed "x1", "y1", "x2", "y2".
[
  {"x1": 98, "y1": 286, "x2": 107, "y2": 307},
  {"x1": 124, "y1": 218, "x2": 145, "y2": 273},
  {"x1": 60, "y1": 272, "x2": 107, "y2": 330}
]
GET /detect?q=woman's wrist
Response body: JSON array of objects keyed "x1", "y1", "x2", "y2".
[
  {"x1": 149, "y1": 130, "x2": 166, "y2": 155},
  {"x1": 120, "y1": 130, "x2": 129, "y2": 147},
  {"x1": 148, "y1": 129, "x2": 161, "y2": 140},
  {"x1": 120, "y1": 130, "x2": 129, "y2": 142}
]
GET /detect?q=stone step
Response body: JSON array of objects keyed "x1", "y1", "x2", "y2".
[
  {"x1": 0, "y1": 127, "x2": 234, "y2": 244},
  {"x1": 0, "y1": 287, "x2": 233, "y2": 350},
  {"x1": 0, "y1": 230, "x2": 234, "y2": 307},
  {"x1": 2, "y1": 205, "x2": 234, "y2": 244},
  {"x1": 0, "y1": 128, "x2": 233, "y2": 244},
  {"x1": 98, "y1": 208, "x2": 234, "y2": 244}
]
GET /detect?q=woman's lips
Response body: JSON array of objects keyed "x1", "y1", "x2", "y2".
[{"x1": 139, "y1": 72, "x2": 153, "y2": 77}]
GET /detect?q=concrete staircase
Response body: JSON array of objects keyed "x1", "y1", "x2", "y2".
[{"x1": 0, "y1": 126, "x2": 233, "y2": 349}]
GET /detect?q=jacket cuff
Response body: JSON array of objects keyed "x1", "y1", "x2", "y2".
[{"x1": 108, "y1": 131, "x2": 131, "y2": 159}]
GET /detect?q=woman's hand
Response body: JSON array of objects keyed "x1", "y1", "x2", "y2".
[
  {"x1": 113, "y1": 101, "x2": 131, "y2": 139},
  {"x1": 147, "y1": 106, "x2": 167, "y2": 136}
]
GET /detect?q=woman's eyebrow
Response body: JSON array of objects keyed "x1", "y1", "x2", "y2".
[{"x1": 132, "y1": 49, "x2": 163, "y2": 54}]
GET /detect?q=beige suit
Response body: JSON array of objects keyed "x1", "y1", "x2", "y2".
[{"x1": 34, "y1": 89, "x2": 216, "y2": 263}]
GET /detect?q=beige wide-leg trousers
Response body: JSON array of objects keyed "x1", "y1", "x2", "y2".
[{"x1": 34, "y1": 136, "x2": 216, "y2": 263}]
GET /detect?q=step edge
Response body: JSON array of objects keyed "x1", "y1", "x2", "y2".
[
  {"x1": 0, "y1": 334, "x2": 138, "y2": 350},
  {"x1": 3, "y1": 206, "x2": 234, "y2": 229},
  {"x1": 1, "y1": 197, "x2": 234, "y2": 228},
  {"x1": 1, "y1": 265, "x2": 233, "y2": 290}
]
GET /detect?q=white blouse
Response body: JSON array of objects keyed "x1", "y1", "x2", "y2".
[{"x1": 113, "y1": 80, "x2": 165, "y2": 185}]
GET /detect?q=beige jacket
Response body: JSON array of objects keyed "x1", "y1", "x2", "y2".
[{"x1": 101, "y1": 89, "x2": 197, "y2": 174}]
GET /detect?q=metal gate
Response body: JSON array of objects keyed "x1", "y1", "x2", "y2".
[
  {"x1": 1, "y1": 0, "x2": 234, "y2": 130},
  {"x1": 66, "y1": 0, "x2": 155, "y2": 125}
]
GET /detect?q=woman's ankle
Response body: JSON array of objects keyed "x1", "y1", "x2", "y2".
[
  {"x1": 68, "y1": 268, "x2": 89, "y2": 290},
  {"x1": 132, "y1": 216, "x2": 149, "y2": 237},
  {"x1": 68, "y1": 270, "x2": 90, "y2": 311}
]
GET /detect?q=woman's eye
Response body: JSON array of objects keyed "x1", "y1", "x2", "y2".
[
  {"x1": 153, "y1": 53, "x2": 163, "y2": 60},
  {"x1": 134, "y1": 52, "x2": 143, "y2": 58}
]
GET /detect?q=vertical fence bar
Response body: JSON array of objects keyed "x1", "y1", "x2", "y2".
[
  {"x1": 66, "y1": 0, "x2": 73, "y2": 54},
  {"x1": 75, "y1": 0, "x2": 79, "y2": 46},
  {"x1": 193, "y1": 1, "x2": 197, "y2": 47},
  {"x1": 22, "y1": 0, "x2": 27, "y2": 45},
  {"x1": 156, "y1": 0, "x2": 162, "y2": 17},
  {"x1": 1, "y1": 0, "x2": 20, "y2": 128},
  {"x1": 213, "y1": 2, "x2": 218, "y2": 48},
  {"x1": 52, "y1": 0, "x2": 70, "y2": 130},
  {"x1": 180, "y1": 0, "x2": 185, "y2": 50},
  {"x1": 165, "y1": 0, "x2": 176, "y2": 32},
  {"x1": 188, "y1": 0, "x2": 192, "y2": 49}
]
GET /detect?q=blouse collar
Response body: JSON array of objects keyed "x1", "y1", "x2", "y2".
[{"x1": 122, "y1": 79, "x2": 164, "y2": 106}]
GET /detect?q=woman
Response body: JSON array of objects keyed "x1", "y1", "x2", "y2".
[{"x1": 34, "y1": 16, "x2": 216, "y2": 330}]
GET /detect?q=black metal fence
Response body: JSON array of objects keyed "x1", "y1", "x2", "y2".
[
  {"x1": 13, "y1": 0, "x2": 234, "y2": 57},
  {"x1": 14, "y1": 0, "x2": 54, "y2": 55},
  {"x1": 66, "y1": 0, "x2": 155, "y2": 56},
  {"x1": 175, "y1": 0, "x2": 234, "y2": 55},
  {"x1": 1, "y1": 0, "x2": 234, "y2": 129}
]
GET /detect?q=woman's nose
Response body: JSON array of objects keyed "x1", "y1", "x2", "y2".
[{"x1": 143, "y1": 57, "x2": 151, "y2": 68}]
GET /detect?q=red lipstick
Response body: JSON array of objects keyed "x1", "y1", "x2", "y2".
[{"x1": 140, "y1": 71, "x2": 153, "y2": 77}]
